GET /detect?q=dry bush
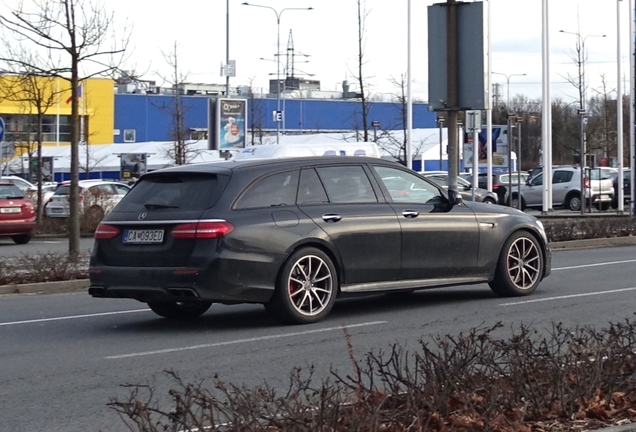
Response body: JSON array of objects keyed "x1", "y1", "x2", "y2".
[
  {"x1": 542, "y1": 217, "x2": 636, "y2": 242},
  {"x1": 4, "y1": 252, "x2": 89, "y2": 284},
  {"x1": 108, "y1": 320, "x2": 636, "y2": 432}
]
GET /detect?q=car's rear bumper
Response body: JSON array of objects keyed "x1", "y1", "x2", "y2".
[
  {"x1": 0, "y1": 220, "x2": 36, "y2": 236},
  {"x1": 88, "y1": 265, "x2": 273, "y2": 304}
]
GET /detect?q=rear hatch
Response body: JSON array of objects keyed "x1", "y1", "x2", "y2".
[
  {"x1": 94, "y1": 173, "x2": 231, "y2": 267},
  {"x1": 586, "y1": 169, "x2": 614, "y2": 197},
  {"x1": 0, "y1": 184, "x2": 35, "y2": 223}
]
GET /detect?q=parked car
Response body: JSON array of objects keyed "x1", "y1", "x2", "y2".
[
  {"x1": 461, "y1": 172, "x2": 530, "y2": 205},
  {"x1": 89, "y1": 157, "x2": 551, "y2": 324},
  {"x1": 0, "y1": 182, "x2": 36, "y2": 244},
  {"x1": 508, "y1": 166, "x2": 614, "y2": 211},
  {"x1": 45, "y1": 180, "x2": 131, "y2": 219},
  {"x1": 607, "y1": 168, "x2": 631, "y2": 209},
  {"x1": 0, "y1": 176, "x2": 37, "y2": 194},
  {"x1": 423, "y1": 171, "x2": 498, "y2": 204}
]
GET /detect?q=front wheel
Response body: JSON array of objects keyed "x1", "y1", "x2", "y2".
[
  {"x1": 267, "y1": 247, "x2": 338, "y2": 324},
  {"x1": 489, "y1": 231, "x2": 543, "y2": 297},
  {"x1": 510, "y1": 195, "x2": 525, "y2": 210},
  {"x1": 147, "y1": 301, "x2": 213, "y2": 319},
  {"x1": 11, "y1": 234, "x2": 32, "y2": 245},
  {"x1": 483, "y1": 197, "x2": 496, "y2": 205}
]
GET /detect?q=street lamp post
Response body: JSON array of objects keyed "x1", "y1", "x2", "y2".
[
  {"x1": 491, "y1": 72, "x2": 527, "y2": 109},
  {"x1": 242, "y1": 2, "x2": 313, "y2": 144}
]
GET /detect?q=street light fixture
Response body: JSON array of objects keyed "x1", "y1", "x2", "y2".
[
  {"x1": 491, "y1": 72, "x2": 527, "y2": 109},
  {"x1": 242, "y1": 2, "x2": 313, "y2": 144}
]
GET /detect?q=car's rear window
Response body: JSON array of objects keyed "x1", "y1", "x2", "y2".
[
  {"x1": 0, "y1": 184, "x2": 24, "y2": 199},
  {"x1": 115, "y1": 174, "x2": 229, "y2": 211}
]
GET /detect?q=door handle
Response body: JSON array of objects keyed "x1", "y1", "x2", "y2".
[
  {"x1": 402, "y1": 210, "x2": 419, "y2": 218},
  {"x1": 322, "y1": 214, "x2": 342, "y2": 222}
]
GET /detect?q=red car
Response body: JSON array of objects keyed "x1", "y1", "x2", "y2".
[{"x1": 0, "y1": 182, "x2": 36, "y2": 244}]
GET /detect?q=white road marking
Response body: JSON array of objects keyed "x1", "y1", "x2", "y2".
[
  {"x1": 0, "y1": 309, "x2": 149, "y2": 326},
  {"x1": 499, "y1": 287, "x2": 636, "y2": 306},
  {"x1": 105, "y1": 320, "x2": 388, "y2": 360},
  {"x1": 553, "y1": 258, "x2": 636, "y2": 271}
]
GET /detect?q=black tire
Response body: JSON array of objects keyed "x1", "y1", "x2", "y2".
[
  {"x1": 565, "y1": 193, "x2": 581, "y2": 211},
  {"x1": 510, "y1": 195, "x2": 525, "y2": 210},
  {"x1": 11, "y1": 234, "x2": 32, "y2": 245},
  {"x1": 267, "y1": 247, "x2": 338, "y2": 324},
  {"x1": 594, "y1": 202, "x2": 611, "y2": 211},
  {"x1": 489, "y1": 231, "x2": 544, "y2": 297},
  {"x1": 483, "y1": 197, "x2": 496, "y2": 205},
  {"x1": 147, "y1": 301, "x2": 213, "y2": 319}
]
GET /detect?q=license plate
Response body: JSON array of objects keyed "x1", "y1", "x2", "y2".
[
  {"x1": 51, "y1": 208, "x2": 64, "y2": 213},
  {"x1": 0, "y1": 207, "x2": 20, "y2": 214},
  {"x1": 123, "y1": 229, "x2": 164, "y2": 244}
]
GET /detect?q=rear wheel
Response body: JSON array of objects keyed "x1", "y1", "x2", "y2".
[
  {"x1": 483, "y1": 197, "x2": 496, "y2": 204},
  {"x1": 489, "y1": 231, "x2": 543, "y2": 297},
  {"x1": 267, "y1": 247, "x2": 337, "y2": 324},
  {"x1": 147, "y1": 301, "x2": 213, "y2": 319},
  {"x1": 565, "y1": 193, "x2": 581, "y2": 211},
  {"x1": 594, "y1": 202, "x2": 611, "y2": 211},
  {"x1": 11, "y1": 234, "x2": 32, "y2": 245},
  {"x1": 510, "y1": 195, "x2": 525, "y2": 210}
]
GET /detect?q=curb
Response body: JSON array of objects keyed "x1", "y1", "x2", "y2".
[
  {"x1": 591, "y1": 424, "x2": 636, "y2": 432},
  {"x1": 549, "y1": 236, "x2": 636, "y2": 250},
  {"x1": 0, "y1": 279, "x2": 89, "y2": 296}
]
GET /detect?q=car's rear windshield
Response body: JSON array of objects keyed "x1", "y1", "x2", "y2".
[
  {"x1": 586, "y1": 169, "x2": 611, "y2": 180},
  {"x1": 0, "y1": 184, "x2": 24, "y2": 199},
  {"x1": 115, "y1": 173, "x2": 230, "y2": 211}
]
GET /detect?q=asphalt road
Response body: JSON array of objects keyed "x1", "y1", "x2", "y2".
[
  {"x1": 1, "y1": 245, "x2": 636, "y2": 432},
  {"x1": 0, "y1": 236, "x2": 95, "y2": 258}
]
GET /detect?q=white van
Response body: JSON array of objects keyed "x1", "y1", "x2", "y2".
[{"x1": 233, "y1": 142, "x2": 381, "y2": 160}]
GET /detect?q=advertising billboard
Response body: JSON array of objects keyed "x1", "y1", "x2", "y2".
[
  {"x1": 462, "y1": 125, "x2": 511, "y2": 173},
  {"x1": 213, "y1": 98, "x2": 247, "y2": 150},
  {"x1": 120, "y1": 153, "x2": 147, "y2": 181}
]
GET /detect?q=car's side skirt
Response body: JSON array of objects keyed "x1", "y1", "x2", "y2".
[{"x1": 341, "y1": 275, "x2": 490, "y2": 293}]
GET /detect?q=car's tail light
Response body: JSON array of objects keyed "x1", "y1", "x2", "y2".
[
  {"x1": 94, "y1": 223, "x2": 120, "y2": 240},
  {"x1": 22, "y1": 202, "x2": 35, "y2": 216},
  {"x1": 583, "y1": 177, "x2": 590, "y2": 189},
  {"x1": 492, "y1": 183, "x2": 500, "y2": 190},
  {"x1": 172, "y1": 221, "x2": 235, "y2": 239}
]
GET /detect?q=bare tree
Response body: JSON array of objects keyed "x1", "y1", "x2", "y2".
[
  {"x1": 0, "y1": 0, "x2": 130, "y2": 259},
  {"x1": 0, "y1": 70, "x2": 59, "y2": 222},
  {"x1": 155, "y1": 42, "x2": 199, "y2": 165},
  {"x1": 352, "y1": 0, "x2": 370, "y2": 142}
]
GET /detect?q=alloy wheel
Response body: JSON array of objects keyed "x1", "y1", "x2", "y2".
[
  {"x1": 506, "y1": 237, "x2": 541, "y2": 290},
  {"x1": 287, "y1": 255, "x2": 334, "y2": 317}
]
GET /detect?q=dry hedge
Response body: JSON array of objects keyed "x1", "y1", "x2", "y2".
[{"x1": 108, "y1": 320, "x2": 636, "y2": 432}]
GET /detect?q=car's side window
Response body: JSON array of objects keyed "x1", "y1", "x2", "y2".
[
  {"x1": 114, "y1": 184, "x2": 130, "y2": 195},
  {"x1": 553, "y1": 171, "x2": 572, "y2": 184},
  {"x1": 373, "y1": 166, "x2": 441, "y2": 204},
  {"x1": 530, "y1": 173, "x2": 543, "y2": 186},
  {"x1": 235, "y1": 170, "x2": 300, "y2": 209},
  {"x1": 297, "y1": 168, "x2": 329, "y2": 205},
  {"x1": 315, "y1": 166, "x2": 377, "y2": 204}
]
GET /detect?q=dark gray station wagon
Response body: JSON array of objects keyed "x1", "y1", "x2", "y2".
[{"x1": 89, "y1": 156, "x2": 551, "y2": 324}]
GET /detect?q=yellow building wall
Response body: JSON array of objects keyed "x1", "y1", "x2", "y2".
[{"x1": 0, "y1": 76, "x2": 114, "y2": 146}]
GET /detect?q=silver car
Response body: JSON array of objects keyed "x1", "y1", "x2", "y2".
[
  {"x1": 509, "y1": 166, "x2": 614, "y2": 211},
  {"x1": 423, "y1": 172, "x2": 498, "y2": 204}
]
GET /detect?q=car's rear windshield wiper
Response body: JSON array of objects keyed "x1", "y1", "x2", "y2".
[{"x1": 144, "y1": 203, "x2": 179, "y2": 209}]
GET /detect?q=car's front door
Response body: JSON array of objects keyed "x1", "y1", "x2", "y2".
[
  {"x1": 297, "y1": 165, "x2": 402, "y2": 284},
  {"x1": 370, "y1": 165, "x2": 480, "y2": 281}
]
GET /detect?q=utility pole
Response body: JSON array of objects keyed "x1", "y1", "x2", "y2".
[{"x1": 446, "y1": 0, "x2": 459, "y2": 204}]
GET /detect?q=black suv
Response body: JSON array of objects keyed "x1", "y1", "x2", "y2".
[{"x1": 89, "y1": 157, "x2": 551, "y2": 324}]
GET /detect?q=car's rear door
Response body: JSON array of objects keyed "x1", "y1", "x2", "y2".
[
  {"x1": 297, "y1": 165, "x2": 401, "y2": 284},
  {"x1": 370, "y1": 165, "x2": 479, "y2": 280}
]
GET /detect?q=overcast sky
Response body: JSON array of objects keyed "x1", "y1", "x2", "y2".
[{"x1": 4, "y1": 0, "x2": 633, "y2": 105}]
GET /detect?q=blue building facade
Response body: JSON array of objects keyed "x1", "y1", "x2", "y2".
[{"x1": 113, "y1": 94, "x2": 437, "y2": 143}]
